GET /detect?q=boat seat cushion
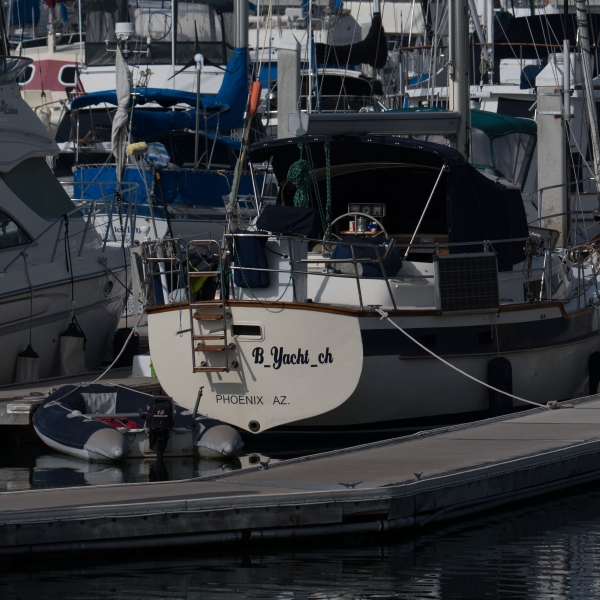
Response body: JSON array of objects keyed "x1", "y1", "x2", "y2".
[{"x1": 81, "y1": 392, "x2": 117, "y2": 415}]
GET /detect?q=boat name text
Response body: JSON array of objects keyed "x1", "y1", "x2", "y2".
[
  {"x1": 252, "y1": 346, "x2": 334, "y2": 369},
  {"x1": 1, "y1": 100, "x2": 18, "y2": 114}
]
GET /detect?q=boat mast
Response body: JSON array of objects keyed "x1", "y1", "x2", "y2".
[
  {"x1": 575, "y1": 0, "x2": 600, "y2": 194},
  {"x1": 448, "y1": 0, "x2": 470, "y2": 158}
]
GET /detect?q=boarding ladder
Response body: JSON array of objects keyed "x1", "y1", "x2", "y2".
[{"x1": 186, "y1": 240, "x2": 235, "y2": 373}]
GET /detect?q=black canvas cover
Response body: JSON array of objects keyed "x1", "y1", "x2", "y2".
[
  {"x1": 256, "y1": 205, "x2": 320, "y2": 236},
  {"x1": 446, "y1": 164, "x2": 528, "y2": 270},
  {"x1": 232, "y1": 229, "x2": 270, "y2": 288},
  {"x1": 249, "y1": 136, "x2": 528, "y2": 271}
]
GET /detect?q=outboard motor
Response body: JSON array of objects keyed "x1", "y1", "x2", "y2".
[{"x1": 141, "y1": 396, "x2": 174, "y2": 470}]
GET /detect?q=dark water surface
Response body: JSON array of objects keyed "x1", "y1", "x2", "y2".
[{"x1": 4, "y1": 481, "x2": 600, "y2": 599}]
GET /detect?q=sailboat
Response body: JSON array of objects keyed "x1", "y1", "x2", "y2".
[{"x1": 137, "y1": 0, "x2": 600, "y2": 440}]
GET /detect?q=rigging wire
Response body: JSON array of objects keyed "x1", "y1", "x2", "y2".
[{"x1": 334, "y1": 0, "x2": 363, "y2": 112}]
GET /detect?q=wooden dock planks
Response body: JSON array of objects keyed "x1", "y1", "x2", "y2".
[{"x1": 3, "y1": 395, "x2": 600, "y2": 553}]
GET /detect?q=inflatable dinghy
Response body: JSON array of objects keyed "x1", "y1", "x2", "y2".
[{"x1": 33, "y1": 384, "x2": 243, "y2": 462}]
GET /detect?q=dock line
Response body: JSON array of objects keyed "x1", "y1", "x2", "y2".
[
  {"x1": 93, "y1": 309, "x2": 146, "y2": 384},
  {"x1": 375, "y1": 309, "x2": 555, "y2": 410}
]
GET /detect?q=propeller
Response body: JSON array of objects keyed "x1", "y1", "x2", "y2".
[{"x1": 168, "y1": 21, "x2": 231, "y2": 80}]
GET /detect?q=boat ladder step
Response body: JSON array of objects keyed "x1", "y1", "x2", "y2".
[
  {"x1": 189, "y1": 272, "x2": 220, "y2": 278},
  {"x1": 195, "y1": 342, "x2": 235, "y2": 353},
  {"x1": 195, "y1": 345, "x2": 225, "y2": 353},
  {"x1": 193, "y1": 313, "x2": 223, "y2": 320},
  {"x1": 193, "y1": 367, "x2": 229, "y2": 373},
  {"x1": 189, "y1": 241, "x2": 216, "y2": 247},
  {"x1": 194, "y1": 334, "x2": 225, "y2": 341}
]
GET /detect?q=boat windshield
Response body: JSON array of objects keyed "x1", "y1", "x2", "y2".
[
  {"x1": 469, "y1": 110, "x2": 536, "y2": 189},
  {"x1": 2, "y1": 158, "x2": 78, "y2": 221},
  {"x1": 86, "y1": 0, "x2": 233, "y2": 67}
]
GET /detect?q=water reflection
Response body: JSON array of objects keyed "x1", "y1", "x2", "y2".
[
  {"x1": 0, "y1": 445, "x2": 277, "y2": 491},
  {"x1": 4, "y1": 484, "x2": 600, "y2": 598}
]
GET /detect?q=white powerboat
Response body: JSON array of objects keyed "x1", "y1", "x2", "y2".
[{"x1": 0, "y1": 55, "x2": 129, "y2": 385}]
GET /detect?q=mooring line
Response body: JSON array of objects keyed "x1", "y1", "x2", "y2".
[{"x1": 375, "y1": 309, "x2": 565, "y2": 410}]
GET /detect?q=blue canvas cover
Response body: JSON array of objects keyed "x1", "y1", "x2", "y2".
[
  {"x1": 211, "y1": 46, "x2": 249, "y2": 130},
  {"x1": 70, "y1": 87, "x2": 226, "y2": 111},
  {"x1": 73, "y1": 164, "x2": 259, "y2": 207},
  {"x1": 71, "y1": 48, "x2": 248, "y2": 132}
]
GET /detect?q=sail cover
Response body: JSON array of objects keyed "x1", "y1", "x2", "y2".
[{"x1": 111, "y1": 45, "x2": 132, "y2": 182}]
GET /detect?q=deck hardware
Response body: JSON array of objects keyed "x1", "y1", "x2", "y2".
[
  {"x1": 260, "y1": 459, "x2": 270, "y2": 470},
  {"x1": 338, "y1": 482, "x2": 361, "y2": 488},
  {"x1": 414, "y1": 471, "x2": 423, "y2": 481}
]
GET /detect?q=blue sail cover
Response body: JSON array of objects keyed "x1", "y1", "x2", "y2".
[
  {"x1": 211, "y1": 46, "x2": 249, "y2": 130},
  {"x1": 73, "y1": 165, "x2": 260, "y2": 207},
  {"x1": 71, "y1": 48, "x2": 249, "y2": 133},
  {"x1": 70, "y1": 87, "x2": 226, "y2": 111}
]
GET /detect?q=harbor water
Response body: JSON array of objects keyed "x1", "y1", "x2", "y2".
[
  {"x1": 1, "y1": 429, "x2": 600, "y2": 600},
  {"x1": 2, "y1": 473, "x2": 600, "y2": 599}
]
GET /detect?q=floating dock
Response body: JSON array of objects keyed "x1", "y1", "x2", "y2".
[{"x1": 3, "y1": 395, "x2": 600, "y2": 555}]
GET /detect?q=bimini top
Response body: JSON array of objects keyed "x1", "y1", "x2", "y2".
[{"x1": 248, "y1": 136, "x2": 529, "y2": 270}]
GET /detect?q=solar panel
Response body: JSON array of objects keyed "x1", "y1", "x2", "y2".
[{"x1": 434, "y1": 253, "x2": 499, "y2": 314}]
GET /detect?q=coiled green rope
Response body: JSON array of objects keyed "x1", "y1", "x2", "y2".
[{"x1": 287, "y1": 158, "x2": 312, "y2": 207}]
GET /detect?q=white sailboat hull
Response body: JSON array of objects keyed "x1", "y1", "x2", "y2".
[{"x1": 147, "y1": 301, "x2": 599, "y2": 433}]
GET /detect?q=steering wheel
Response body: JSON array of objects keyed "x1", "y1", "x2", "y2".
[{"x1": 325, "y1": 212, "x2": 395, "y2": 259}]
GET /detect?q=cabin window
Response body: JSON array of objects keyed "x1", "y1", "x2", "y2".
[
  {"x1": 493, "y1": 133, "x2": 536, "y2": 188},
  {"x1": 2, "y1": 158, "x2": 77, "y2": 221},
  {"x1": 17, "y1": 65, "x2": 34, "y2": 85},
  {"x1": 470, "y1": 128, "x2": 493, "y2": 171},
  {"x1": 58, "y1": 65, "x2": 76, "y2": 85},
  {"x1": 0, "y1": 209, "x2": 30, "y2": 250}
]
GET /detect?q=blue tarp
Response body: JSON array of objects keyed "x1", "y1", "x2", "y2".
[
  {"x1": 71, "y1": 87, "x2": 226, "y2": 111},
  {"x1": 73, "y1": 165, "x2": 260, "y2": 207}
]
